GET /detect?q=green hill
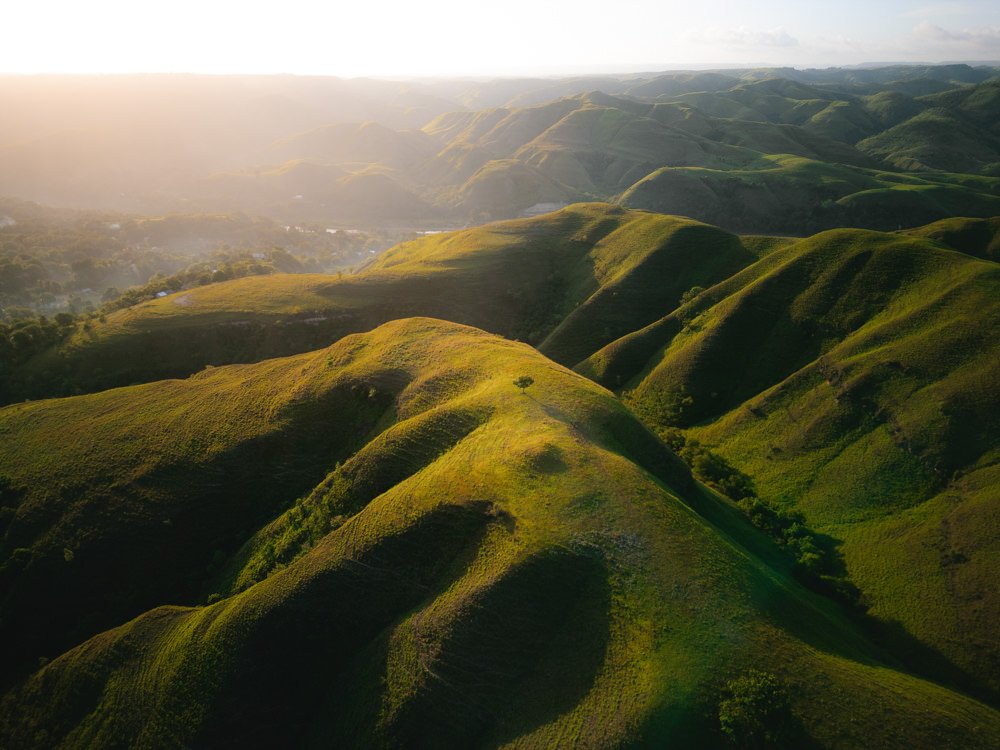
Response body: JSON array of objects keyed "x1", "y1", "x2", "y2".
[
  {"x1": 861, "y1": 91, "x2": 927, "y2": 129},
  {"x1": 619, "y1": 155, "x2": 1000, "y2": 233},
  {"x1": 903, "y1": 215, "x2": 1000, "y2": 261},
  {"x1": 856, "y1": 107, "x2": 1000, "y2": 174},
  {"x1": 578, "y1": 228, "x2": 1000, "y2": 696},
  {"x1": 922, "y1": 80, "x2": 1000, "y2": 136},
  {"x1": 668, "y1": 78, "x2": 878, "y2": 144},
  {"x1": 2, "y1": 318, "x2": 998, "y2": 748},
  {"x1": 421, "y1": 92, "x2": 885, "y2": 218},
  {"x1": 4, "y1": 204, "x2": 762, "y2": 402},
  {"x1": 395, "y1": 82, "x2": 1000, "y2": 228},
  {"x1": 457, "y1": 158, "x2": 575, "y2": 219},
  {"x1": 655, "y1": 104, "x2": 875, "y2": 168}
]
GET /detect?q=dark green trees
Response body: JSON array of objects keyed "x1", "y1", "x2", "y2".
[{"x1": 718, "y1": 669, "x2": 795, "y2": 748}]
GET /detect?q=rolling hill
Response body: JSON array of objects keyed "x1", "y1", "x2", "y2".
[
  {"x1": 903, "y1": 215, "x2": 1000, "y2": 261},
  {"x1": 4, "y1": 64, "x2": 1000, "y2": 750},
  {"x1": 419, "y1": 88, "x2": 1000, "y2": 227},
  {"x1": 579, "y1": 226, "x2": 1000, "y2": 696},
  {"x1": 4, "y1": 67, "x2": 1000, "y2": 230},
  {"x1": 3, "y1": 204, "x2": 764, "y2": 402},
  {"x1": 857, "y1": 105, "x2": 1000, "y2": 174},
  {"x1": 2, "y1": 318, "x2": 998, "y2": 748},
  {"x1": 7, "y1": 204, "x2": 998, "y2": 709},
  {"x1": 618, "y1": 154, "x2": 1000, "y2": 233}
]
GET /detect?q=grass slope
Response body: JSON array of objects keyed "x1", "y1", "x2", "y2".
[
  {"x1": 856, "y1": 107, "x2": 1000, "y2": 174},
  {"x1": 5, "y1": 68, "x2": 1000, "y2": 227},
  {"x1": 619, "y1": 154, "x2": 1000, "y2": 233},
  {"x1": 903, "y1": 215, "x2": 1000, "y2": 261},
  {"x1": 1, "y1": 318, "x2": 998, "y2": 748},
  {"x1": 5, "y1": 204, "x2": 761, "y2": 403},
  {"x1": 421, "y1": 92, "x2": 882, "y2": 217},
  {"x1": 420, "y1": 76, "x2": 1000, "y2": 225},
  {"x1": 579, "y1": 228, "x2": 1000, "y2": 696}
]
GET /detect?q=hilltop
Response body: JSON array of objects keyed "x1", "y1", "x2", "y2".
[{"x1": 1, "y1": 318, "x2": 997, "y2": 748}]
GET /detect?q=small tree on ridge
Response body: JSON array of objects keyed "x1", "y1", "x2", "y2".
[{"x1": 513, "y1": 375, "x2": 534, "y2": 394}]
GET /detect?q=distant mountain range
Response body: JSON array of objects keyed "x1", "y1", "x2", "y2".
[{"x1": 1, "y1": 65, "x2": 998, "y2": 231}]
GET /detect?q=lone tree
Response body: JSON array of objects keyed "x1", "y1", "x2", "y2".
[
  {"x1": 513, "y1": 375, "x2": 534, "y2": 394},
  {"x1": 718, "y1": 669, "x2": 795, "y2": 748}
]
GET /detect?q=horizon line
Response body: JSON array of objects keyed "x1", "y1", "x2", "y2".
[{"x1": 1, "y1": 59, "x2": 999, "y2": 81}]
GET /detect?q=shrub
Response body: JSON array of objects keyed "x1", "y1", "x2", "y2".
[
  {"x1": 681, "y1": 440, "x2": 756, "y2": 501},
  {"x1": 718, "y1": 669, "x2": 795, "y2": 748}
]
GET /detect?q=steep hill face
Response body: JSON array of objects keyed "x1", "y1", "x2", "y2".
[
  {"x1": 6, "y1": 206, "x2": 999, "y2": 709},
  {"x1": 2, "y1": 318, "x2": 998, "y2": 748},
  {"x1": 579, "y1": 228, "x2": 1000, "y2": 696},
  {"x1": 4, "y1": 204, "x2": 762, "y2": 403}
]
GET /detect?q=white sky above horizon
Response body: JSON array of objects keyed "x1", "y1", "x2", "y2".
[{"x1": 1, "y1": 1, "x2": 999, "y2": 77}]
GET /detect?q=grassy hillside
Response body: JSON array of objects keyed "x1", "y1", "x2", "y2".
[
  {"x1": 4, "y1": 204, "x2": 763, "y2": 403},
  {"x1": 420, "y1": 92, "x2": 888, "y2": 219},
  {"x1": 579, "y1": 228, "x2": 1000, "y2": 696},
  {"x1": 619, "y1": 154, "x2": 1000, "y2": 233},
  {"x1": 903, "y1": 215, "x2": 1000, "y2": 261},
  {"x1": 421, "y1": 75, "x2": 1000, "y2": 225},
  {"x1": 2, "y1": 318, "x2": 998, "y2": 748},
  {"x1": 857, "y1": 107, "x2": 1000, "y2": 174}
]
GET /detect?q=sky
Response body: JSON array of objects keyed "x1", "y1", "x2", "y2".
[{"x1": 2, "y1": 0, "x2": 999, "y2": 77}]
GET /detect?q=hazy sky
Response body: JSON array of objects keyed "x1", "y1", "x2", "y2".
[{"x1": 2, "y1": 0, "x2": 999, "y2": 76}]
